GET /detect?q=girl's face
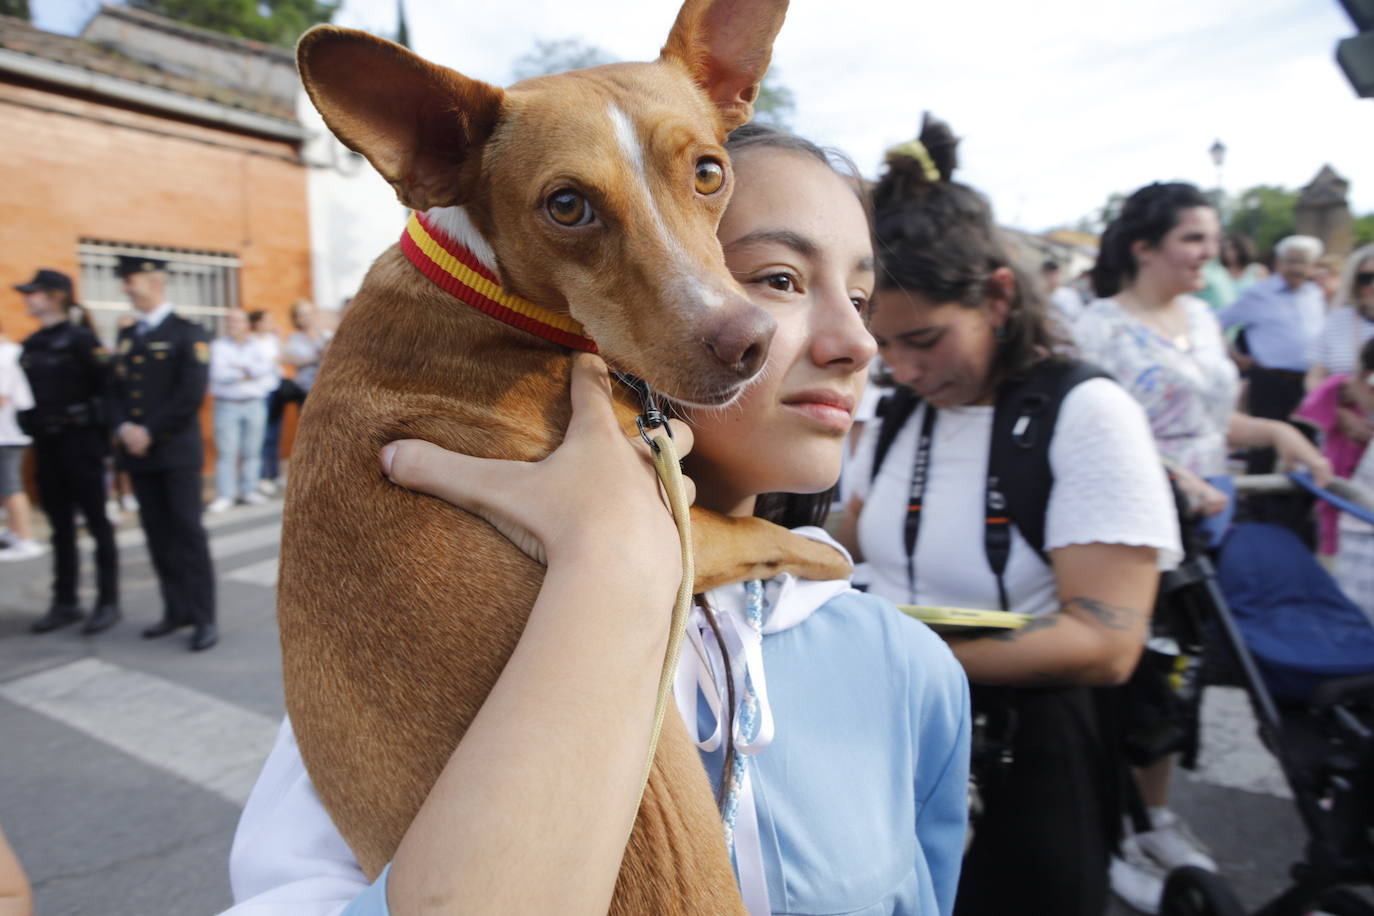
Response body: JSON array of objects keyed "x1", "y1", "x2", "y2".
[
  {"x1": 686, "y1": 148, "x2": 876, "y2": 516},
  {"x1": 868, "y1": 287, "x2": 1005, "y2": 409},
  {"x1": 1134, "y1": 206, "x2": 1220, "y2": 296}
]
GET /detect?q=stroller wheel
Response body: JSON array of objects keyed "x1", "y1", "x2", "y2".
[
  {"x1": 1160, "y1": 866, "x2": 1247, "y2": 916},
  {"x1": 1311, "y1": 887, "x2": 1374, "y2": 915}
]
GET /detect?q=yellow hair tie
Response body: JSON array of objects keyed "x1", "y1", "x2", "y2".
[{"x1": 885, "y1": 138, "x2": 940, "y2": 183}]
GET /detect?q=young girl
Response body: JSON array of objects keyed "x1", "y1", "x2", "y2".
[{"x1": 226, "y1": 126, "x2": 971, "y2": 916}]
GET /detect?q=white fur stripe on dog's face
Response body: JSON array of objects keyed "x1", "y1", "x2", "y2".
[{"x1": 607, "y1": 103, "x2": 722, "y2": 311}]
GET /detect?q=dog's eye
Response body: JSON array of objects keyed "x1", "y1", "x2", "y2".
[
  {"x1": 546, "y1": 189, "x2": 593, "y2": 227},
  {"x1": 694, "y1": 159, "x2": 725, "y2": 195}
]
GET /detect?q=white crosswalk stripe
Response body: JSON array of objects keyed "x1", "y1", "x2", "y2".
[
  {"x1": 210, "y1": 521, "x2": 282, "y2": 561},
  {"x1": 0, "y1": 658, "x2": 278, "y2": 805},
  {"x1": 79, "y1": 500, "x2": 287, "y2": 552},
  {"x1": 227, "y1": 556, "x2": 279, "y2": 588}
]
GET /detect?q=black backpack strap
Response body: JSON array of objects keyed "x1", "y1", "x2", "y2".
[
  {"x1": 870, "y1": 386, "x2": 921, "y2": 483},
  {"x1": 987, "y1": 360, "x2": 1113, "y2": 573}
]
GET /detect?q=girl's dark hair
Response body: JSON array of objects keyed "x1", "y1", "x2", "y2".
[
  {"x1": 871, "y1": 113, "x2": 1067, "y2": 384},
  {"x1": 1091, "y1": 182, "x2": 1213, "y2": 298},
  {"x1": 1221, "y1": 232, "x2": 1257, "y2": 270},
  {"x1": 1360, "y1": 336, "x2": 1374, "y2": 374},
  {"x1": 752, "y1": 486, "x2": 836, "y2": 529},
  {"x1": 725, "y1": 121, "x2": 863, "y2": 181},
  {"x1": 722, "y1": 122, "x2": 867, "y2": 531}
]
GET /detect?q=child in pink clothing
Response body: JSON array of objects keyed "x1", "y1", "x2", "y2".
[{"x1": 1296, "y1": 360, "x2": 1374, "y2": 554}]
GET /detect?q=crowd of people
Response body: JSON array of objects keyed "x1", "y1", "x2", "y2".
[
  {"x1": 2, "y1": 111, "x2": 1369, "y2": 916},
  {"x1": 216, "y1": 113, "x2": 1368, "y2": 916},
  {"x1": 0, "y1": 261, "x2": 334, "y2": 652}
]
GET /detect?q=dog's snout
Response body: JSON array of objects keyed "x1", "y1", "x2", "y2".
[{"x1": 707, "y1": 305, "x2": 776, "y2": 380}]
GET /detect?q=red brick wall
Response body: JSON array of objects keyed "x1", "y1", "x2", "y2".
[{"x1": 0, "y1": 79, "x2": 312, "y2": 466}]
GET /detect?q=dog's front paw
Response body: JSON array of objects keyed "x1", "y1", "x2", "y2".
[{"x1": 690, "y1": 513, "x2": 851, "y2": 593}]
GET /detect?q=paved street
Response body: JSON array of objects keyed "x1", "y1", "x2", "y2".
[{"x1": 0, "y1": 496, "x2": 1309, "y2": 915}]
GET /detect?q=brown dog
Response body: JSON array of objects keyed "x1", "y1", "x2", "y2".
[{"x1": 281, "y1": 1, "x2": 849, "y2": 911}]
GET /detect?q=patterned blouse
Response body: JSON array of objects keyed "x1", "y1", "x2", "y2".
[{"x1": 1074, "y1": 296, "x2": 1239, "y2": 477}]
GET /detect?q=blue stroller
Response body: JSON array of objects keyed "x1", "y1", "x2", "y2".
[{"x1": 1155, "y1": 472, "x2": 1374, "y2": 916}]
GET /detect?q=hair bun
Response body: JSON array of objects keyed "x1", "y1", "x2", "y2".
[{"x1": 917, "y1": 113, "x2": 959, "y2": 181}]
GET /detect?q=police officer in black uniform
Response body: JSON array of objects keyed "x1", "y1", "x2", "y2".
[
  {"x1": 13, "y1": 269, "x2": 121, "y2": 634},
  {"x1": 110, "y1": 256, "x2": 218, "y2": 651}
]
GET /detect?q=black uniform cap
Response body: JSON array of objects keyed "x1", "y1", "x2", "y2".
[
  {"x1": 114, "y1": 255, "x2": 169, "y2": 279},
  {"x1": 13, "y1": 268, "x2": 73, "y2": 295}
]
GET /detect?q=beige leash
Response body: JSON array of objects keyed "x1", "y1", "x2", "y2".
[{"x1": 637, "y1": 418, "x2": 695, "y2": 797}]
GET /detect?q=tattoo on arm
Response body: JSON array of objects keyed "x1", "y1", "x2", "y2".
[
  {"x1": 988, "y1": 614, "x2": 1058, "y2": 642},
  {"x1": 983, "y1": 595, "x2": 1139, "y2": 644},
  {"x1": 1061, "y1": 596, "x2": 1139, "y2": 631}
]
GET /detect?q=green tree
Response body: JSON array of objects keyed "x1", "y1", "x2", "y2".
[
  {"x1": 1069, "y1": 191, "x2": 1129, "y2": 235},
  {"x1": 1353, "y1": 213, "x2": 1374, "y2": 248},
  {"x1": 129, "y1": 0, "x2": 338, "y2": 47},
  {"x1": 0, "y1": 0, "x2": 30, "y2": 20},
  {"x1": 1227, "y1": 185, "x2": 1298, "y2": 256},
  {"x1": 752, "y1": 70, "x2": 794, "y2": 129},
  {"x1": 511, "y1": 38, "x2": 616, "y2": 81},
  {"x1": 395, "y1": 0, "x2": 409, "y2": 48}
]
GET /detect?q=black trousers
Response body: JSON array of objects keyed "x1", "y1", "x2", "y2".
[
  {"x1": 955, "y1": 686, "x2": 1116, "y2": 916},
  {"x1": 34, "y1": 430, "x2": 118, "y2": 607},
  {"x1": 130, "y1": 467, "x2": 215, "y2": 627},
  {"x1": 1245, "y1": 367, "x2": 1306, "y2": 474}
]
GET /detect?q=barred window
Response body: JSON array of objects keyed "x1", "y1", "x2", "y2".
[{"x1": 78, "y1": 239, "x2": 241, "y2": 345}]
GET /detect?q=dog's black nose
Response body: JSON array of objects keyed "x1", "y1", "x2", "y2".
[{"x1": 707, "y1": 305, "x2": 776, "y2": 379}]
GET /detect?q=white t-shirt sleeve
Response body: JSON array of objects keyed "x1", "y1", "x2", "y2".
[
  {"x1": 1044, "y1": 378, "x2": 1182, "y2": 569},
  {"x1": 224, "y1": 718, "x2": 376, "y2": 915}
]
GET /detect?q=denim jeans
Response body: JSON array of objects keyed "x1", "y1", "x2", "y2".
[{"x1": 214, "y1": 397, "x2": 267, "y2": 501}]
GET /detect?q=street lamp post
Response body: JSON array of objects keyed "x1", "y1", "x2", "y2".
[{"x1": 1209, "y1": 139, "x2": 1227, "y2": 218}]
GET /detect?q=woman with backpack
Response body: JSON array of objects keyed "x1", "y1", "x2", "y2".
[{"x1": 836, "y1": 115, "x2": 1181, "y2": 916}]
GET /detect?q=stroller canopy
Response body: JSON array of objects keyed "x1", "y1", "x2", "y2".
[{"x1": 1216, "y1": 521, "x2": 1374, "y2": 702}]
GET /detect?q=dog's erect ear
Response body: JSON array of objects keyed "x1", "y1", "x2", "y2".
[
  {"x1": 659, "y1": 0, "x2": 789, "y2": 132},
  {"x1": 297, "y1": 26, "x2": 504, "y2": 211}
]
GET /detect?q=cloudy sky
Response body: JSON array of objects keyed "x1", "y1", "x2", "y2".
[{"x1": 33, "y1": 0, "x2": 1373, "y2": 232}]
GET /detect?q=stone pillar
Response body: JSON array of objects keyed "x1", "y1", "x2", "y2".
[{"x1": 1295, "y1": 165, "x2": 1353, "y2": 258}]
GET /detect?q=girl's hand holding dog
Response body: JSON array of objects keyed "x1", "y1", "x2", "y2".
[
  {"x1": 379, "y1": 352, "x2": 692, "y2": 601},
  {"x1": 374, "y1": 353, "x2": 696, "y2": 913}
]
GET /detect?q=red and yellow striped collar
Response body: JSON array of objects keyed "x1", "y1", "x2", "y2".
[{"x1": 399, "y1": 212, "x2": 598, "y2": 353}]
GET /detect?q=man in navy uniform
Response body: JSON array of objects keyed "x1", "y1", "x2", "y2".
[{"x1": 110, "y1": 255, "x2": 218, "y2": 651}]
